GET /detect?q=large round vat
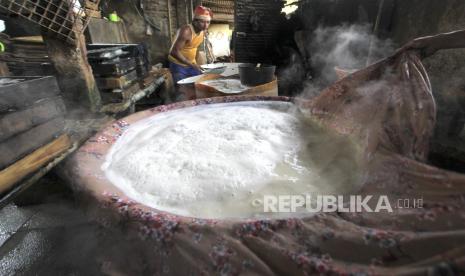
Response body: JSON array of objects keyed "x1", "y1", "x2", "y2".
[
  {"x1": 70, "y1": 95, "x2": 365, "y2": 221},
  {"x1": 73, "y1": 95, "x2": 365, "y2": 222},
  {"x1": 67, "y1": 52, "x2": 465, "y2": 275}
]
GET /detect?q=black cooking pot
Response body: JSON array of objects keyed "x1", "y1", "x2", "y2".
[{"x1": 238, "y1": 63, "x2": 276, "y2": 86}]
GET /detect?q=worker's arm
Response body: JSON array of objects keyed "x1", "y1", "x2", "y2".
[
  {"x1": 399, "y1": 30, "x2": 465, "y2": 57},
  {"x1": 169, "y1": 26, "x2": 203, "y2": 72}
]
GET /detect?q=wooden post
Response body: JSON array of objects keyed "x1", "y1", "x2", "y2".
[
  {"x1": 189, "y1": 0, "x2": 194, "y2": 21},
  {"x1": 167, "y1": 0, "x2": 173, "y2": 44},
  {"x1": 177, "y1": 0, "x2": 195, "y2": 27},
  {"x1": 366, "y1": 0, "x2": 385, "y2": 66},
  {"x1": 43, "y1": 33, "x2": 101, "y2": 113},
  {"x1": 185, "y1": 0, "x2": 189, "y2": 25}
]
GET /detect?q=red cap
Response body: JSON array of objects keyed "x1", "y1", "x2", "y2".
[{"x1": 194, "y1": 6, "x2": 212, "y2": 20}]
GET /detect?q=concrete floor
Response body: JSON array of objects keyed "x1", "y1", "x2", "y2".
[
  {"x1": 0, "y1": 174, "x2": 108, "y2": 275},
  {"x1": 0, "y1": 171, "x2": 164, "y2": 276},
  {"x1": 0, "y1": 203, "x2": 98, "y2": 275}
]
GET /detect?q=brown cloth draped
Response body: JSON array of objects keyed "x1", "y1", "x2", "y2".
[{"x1": 68, "y1": 51, "x2": 465, "y2": 275}]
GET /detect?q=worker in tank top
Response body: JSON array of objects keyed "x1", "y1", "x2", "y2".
[{"x1": 168, "y1": 6, "x2": 212, "y2": 83}]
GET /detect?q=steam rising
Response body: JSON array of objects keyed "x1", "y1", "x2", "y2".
[
  {"x1": 313, "y1": 24, "x2": 393, "y2": 81},
  {"x1": 280, "y1": 24, "x2": 395, "y2": 98}
]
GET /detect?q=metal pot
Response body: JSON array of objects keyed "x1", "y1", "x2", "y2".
[{"x1": 238, "y1": 63, "x2": 276, "y2": 86}]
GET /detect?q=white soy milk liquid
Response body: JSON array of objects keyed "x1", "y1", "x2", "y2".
[{"x1": 102, "y1": 102, "x2": 363, "y2": 219}]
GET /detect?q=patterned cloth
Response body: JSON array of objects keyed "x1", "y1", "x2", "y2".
[{"x1": 69, "y1": 51, "x2": 465, "y2": 275}]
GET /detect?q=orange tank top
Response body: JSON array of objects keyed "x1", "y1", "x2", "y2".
[{"x1": 168, "y1": 24, "x2": 204, "y2": 66}]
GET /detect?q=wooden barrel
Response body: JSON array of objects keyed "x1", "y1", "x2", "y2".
[{"x1": 194, "y1": 74, "x2": 278, "y2": 99}]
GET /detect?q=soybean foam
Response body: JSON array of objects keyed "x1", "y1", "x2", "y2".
[{"x1": 102, "y1": 101, "x2": 363, "y2": 219}]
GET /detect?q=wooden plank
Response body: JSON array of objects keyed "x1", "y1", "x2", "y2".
[
  {"x1": 121, "y1": 81, "x2": 142, "y2": 99},
  {"x1": 141, "y1": 68, "x2": 170, "y2": 88},
  {"x1": 0, "y1": 96, "x2": 66, "y2": 142},
  {"x1": 85, "y1": 18, "x2": 129, "y2": 44},
  {"x1": 10, "y1": 36, "x2": 44, "y2": 43},
  {"x1": 6, "y1": 62, "x2": 56, "y2": 76},
  {"x1": 0, "y1": 134, "x2": 71, "y2": 195},
  {"x1": 85, "y1": 9, "x2": 102, "y2": 18},
  {"x1": 96, "y1": 70, "x2": 137, "y2": 89},
  {"x1": 0, "y1": 76, "x2": 61, "y2": 113},
  {"x1": 100, "y1": 82, "x2": 141, "y2": 103},
  {"x1": 0, "y1": 117, "x2": 65, "y2": 169},
  {"x1": 91, "y1": 57, "x2": 136, "y2": 76},
  {"x1": 211, "y1": 13, "x2": 234, "y2": 23},
  {"x1": 85, "y1": 1, "x2": 99, "y2": 10},
  {"x1": 87, "y1": 46, "x2": 126, "y2": 61},
  {"x1": 43, "y1": 33, "x2": 101, "y2": 112},
  {"x1": 100, "y1": 75, "x2": 165, "y2": 113}
]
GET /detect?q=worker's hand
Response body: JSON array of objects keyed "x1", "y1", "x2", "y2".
[{"x1": 191, "y1": 63, "x2": 204, "y2": 73}]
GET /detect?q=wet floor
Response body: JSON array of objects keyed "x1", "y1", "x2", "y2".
[
  {"x1": 0, "y1": 203, "x2": 99, "y2": 275},
  {"x1": 0, "y1": 173, "x2": 114, "y2": 275},
  {"x1": 0, "y1": 170, "x2": 172, "y2": 275}
]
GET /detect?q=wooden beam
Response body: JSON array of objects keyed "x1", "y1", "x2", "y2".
[
  {"x1": 95, "y1": 70, "x2": 138, "y2": 89},
  {"x1": 0, "y1": 96, "x2": 66, "y2": 142},
  {"x1": 43, "y1": 33, "x2": 101, "y2": 112},
  {"x1": 168, "y1": 0, "x2": 173, "y2": 44},
  {"x1": 0, "y1": 76, "x2": 61, "y2": 113},
  {"x1": 100, "y1": 75, "x2": 165, "y2": 113},
  {"x1": 212, "y1": 13, "x2": 234, "y2": 23},
  {"x1": 0, "y1": 134, "x2": 71, "y2": 195},
  {"x1": 189, "y1": 0, "x2": 194, "y2": 21},
  {"x1": 185, "y1": 0, "x2": 189, "y2": 25},
  {"x1": 0, "y1": 117, "x2": 65, "y2": 169},
  {"x1": 176, "y1": 0, "x2": 188, "y2": 27},
  {"x1": 85, "y1": 18, "x2": 130, "y2": 43}
]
